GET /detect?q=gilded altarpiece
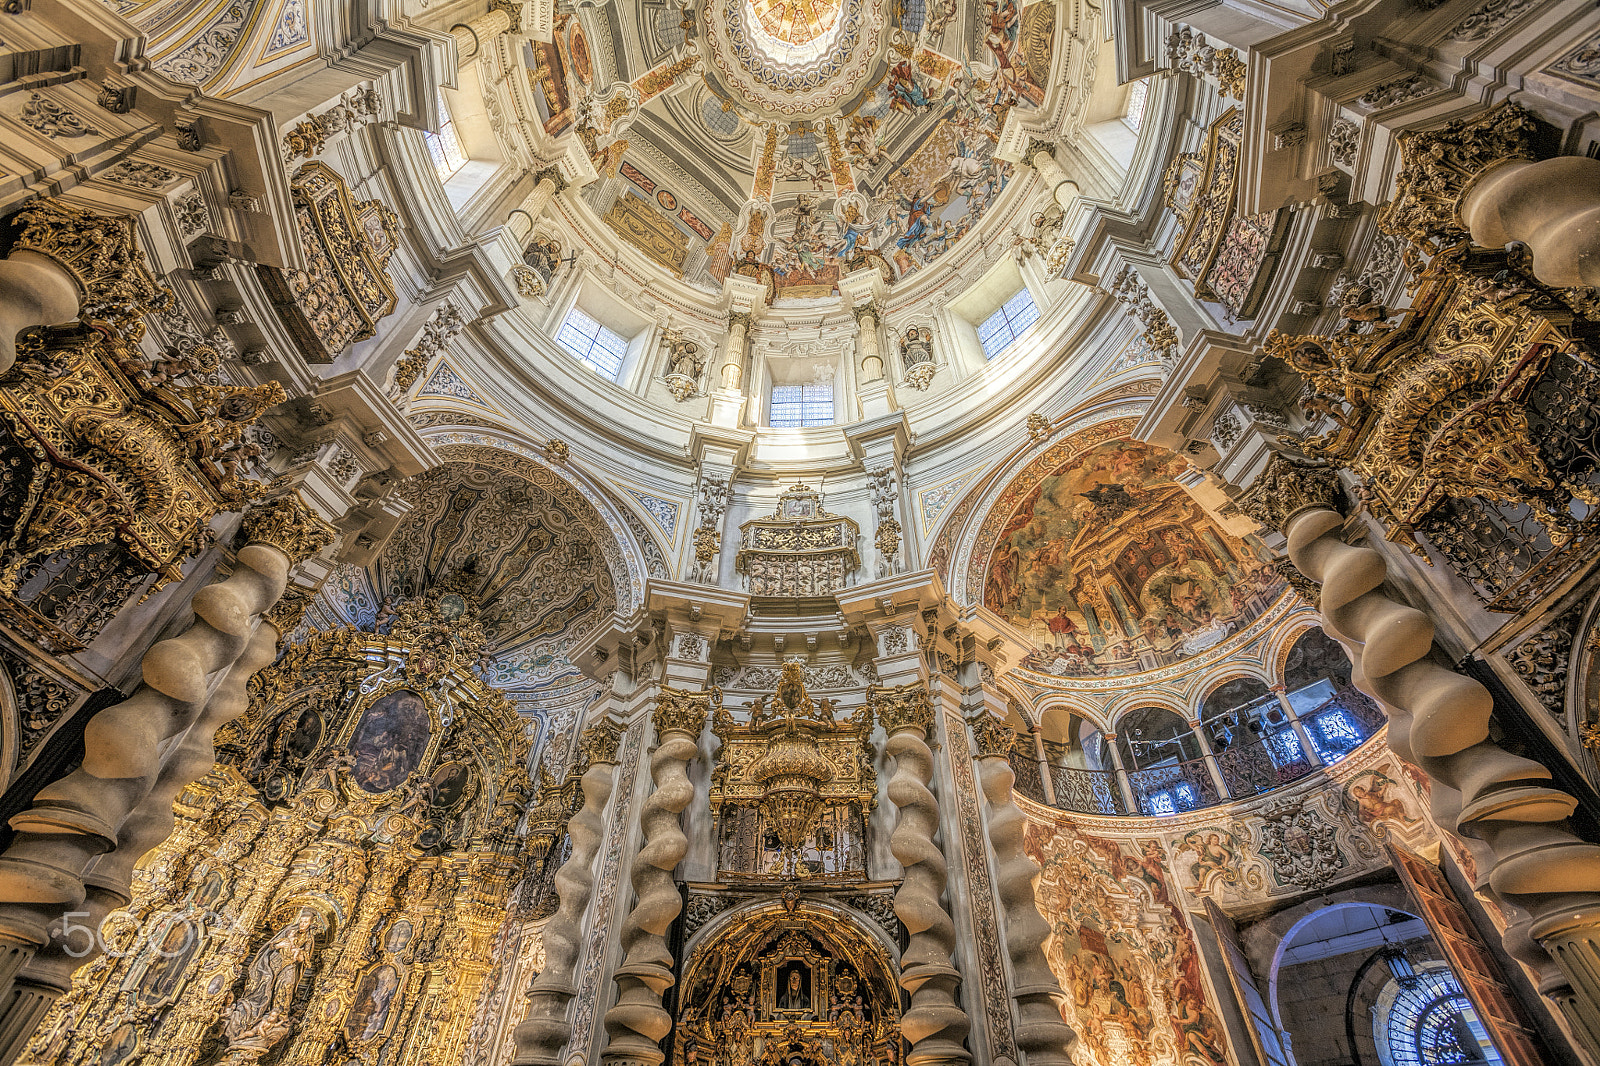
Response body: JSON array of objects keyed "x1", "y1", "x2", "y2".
[
  {"x1": 1165, "y1": 108, "x2": 1288, "y2": 321},
  {"x1": 260, "y1": 162, "x2": 400, "y2": 364},
  {"x1": 0, "y1": 202, "x2": 282, "y2": 654},
  {"x1": 735, "y1": 486, "x2": 860, "y2": 598},
  {"x1": 680, "y1": 663, "x2": 900, "y2": 1066},
  {"x1": 1270, "y1": 243, "x2": 1600, "y2": 612},
  {"x1": 21, "y1": 588, "x2": 557, "y2": 1066}
]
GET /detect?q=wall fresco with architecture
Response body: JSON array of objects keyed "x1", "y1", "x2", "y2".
[{"x1": 982, "y1": 437, "x2": 1284, "y2": 678}]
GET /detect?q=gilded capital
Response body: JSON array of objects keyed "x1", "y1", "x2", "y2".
[
  {"x1": 1383, "y1": 102, "x2": 1540, "y2": 248},
  {"x1": 726, "y1": 310, "x2": 754, "y2": 333},
  {"x1": 654, "y1": 686, "x2": 714, "y2": 738},
  {"x1": 1235, "y1": 455, "x2": 1344, "y2": 535},
  {"x1": 968, "y1": 714, "x2": 1016, "y2": 760},
  {"x1": 10, "y1": 198, "x2": 174, "y2": 337},
  {"x1": 1024, "y1": 138, "x2": 1057, "y2": 164},
  {"x1": 239, "y1": 492, "x2": 338, "y2": 564},
  {"x1": 851, "y1": 301, "x2": 880, "y2": 325},
  {"x1": 581, "y1": 715, "x2": 626, "y2": 766},
  {"x1": 870, "y1": 682, "x2": 934, "y2": 737}
]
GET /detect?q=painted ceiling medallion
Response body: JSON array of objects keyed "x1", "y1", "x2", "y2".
[
  {"x1": 749, "y1": 0, "x2": 842, "y2": 48},
  {"x1": 702, "y1": 0, "x2": 887, "y2": 116}
]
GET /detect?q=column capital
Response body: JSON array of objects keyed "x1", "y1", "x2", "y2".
[
  {"x1": 1235, "y1": 454, "x2": 1345, "y2": 535},
  {"x1": 851, "y1": 299, "x2": 881, "y2": 325},
  {"x1": 968, "y1": 713, "x2": 1016, "y2": 760},
  {"x1": 871, "y1": 681, "x2": 935, "y2": 737},
  {"x1": 653, "y1": 685, "x2": 713, "y2": 738}
]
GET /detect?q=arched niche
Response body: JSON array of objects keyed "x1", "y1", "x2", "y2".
[{"x1": 677, "y1": 900, "x2": 902, "y2": 1066}]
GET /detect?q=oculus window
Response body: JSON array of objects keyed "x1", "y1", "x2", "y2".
[
  {"x1": 769, "y1": 383, "x2": 834, "y2": 427},
  {"x1": 978, "y1": 288, "x2": 1041, "y2": 360},
  {"x1": 1376, "y1": 965, "x2": 1504, "y2": 1066},
  {"x1": 556, "y1": 309, "x2": 629, "y2": 379},
  {"x1": 425, "y1": 92, "x2": 468, "y2": 182}
]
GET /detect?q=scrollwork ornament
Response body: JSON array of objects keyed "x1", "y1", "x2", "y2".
[
  {"x1": 239, "y1": 492, "x2": 338, "y2": 564},
  {"x1": 10, "y1": 199, "x2": 175, "y2": 340},
  {"x1": 1381, "y1": 102, "x2": 1541, "y2": 254}
]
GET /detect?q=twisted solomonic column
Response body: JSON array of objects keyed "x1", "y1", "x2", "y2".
[
  {"x1": 871, "y1": 683, "x2": 970, "y2": 1066},
  {"x1": 0, "y1": 494, "x2": 335, "y2": 979},
  {"x1": 513, "y1": 716, "x2": 625, "y2": 1065},
  {"x1": 1239, "y1": 458, "x2": 1600, "y2": 1049},
  {"x1": 970, "y1": 716, "x2": 1077, "y2": 1066},
  {"x1": 601, "y1": 687, "x2": 712, "y2": 1066}
]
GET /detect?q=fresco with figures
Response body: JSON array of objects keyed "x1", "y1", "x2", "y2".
[
  {"x1": 1025, "y1": 815, "x2": 1231, "y2": 1066},
  {"x1": 982, "y1": 438, "x2": 1284, "y2": 678},
  {"x1": 563, "y1": 0, "x2": 1054, "y2": 294}
]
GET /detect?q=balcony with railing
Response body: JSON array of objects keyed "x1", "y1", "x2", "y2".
[{"x1": 1006, "y1": 683, "x2": 1387, "y2": 819}]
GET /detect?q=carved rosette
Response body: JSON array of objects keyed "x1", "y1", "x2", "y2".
[
  {"x1": 870, "y1": 682, "x2": 934, "y2": 738},
  {"x1": 240, "y1": 493, "x2": 338, "y2": 564},
  {"x1": 1235, "y1": 456, "x2": 1344, "y2": 535},
  {"x1": 654, "y1": 686, "x2": 713, "y2": 739}
]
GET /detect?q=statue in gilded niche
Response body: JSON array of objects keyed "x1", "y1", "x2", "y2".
[{"x1": 221, "y1": 906, "x2": 325, "y2": 1054}]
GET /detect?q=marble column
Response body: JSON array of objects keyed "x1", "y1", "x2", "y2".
[
  {"x1": 718, "y1": 311, "x2": 751, "y2": 392},
  {"x1": 506, "y1": 166, "x2": 571, "y2": 245},
  {"x1": 1239, "y1": 456, "x2": 1600, "y2": 1058},
  {"x1": 855, "y1": 301, "x2": 884, "y2": 381},
  {"x1": 971, "y1": 715, "x2": 1077, "y2": 1066},
  {"x1": 1023, "y1": 140, "x2": 1080, "y2": 213},
  {"x1": 451, "y1": 0, "x2": 529, "y2": 65},
  {"x1": 1101, "y1": 733, "x2": 1139, "y2": 814},
  {"x1": 1189, "y1": 720, "x2": 1231, "y2": 800},
  {"x1": 1460, "y1": 156, "x2": 1600, "y2": 288},
  {"x1": 600, "y1": 688, "x2": 712, "y2": 1066},
  {"x1": 871, "y1": 682, "x2": 970, "y2": 1066},
  {"x1": 1271, "y1": 685, "x2": 1324, "y2": 768},
  {"x1": 511, "y1": 715, "x2": 625, "y2": 1066},
  {"x1": 1031, "y1": 727, "x2": 1056, "y2": 806}
]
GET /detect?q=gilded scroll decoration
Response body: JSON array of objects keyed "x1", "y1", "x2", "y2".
[
  {"x1": 712, "y1": 662, "x2": 876, "y2": 881},
  {"x1": 0, "y1": 320, "x2": 285, "y2": 647},
  {"x1": 260, "y1": 162, "x2": 400, "y2": 363},
  {"x1": 735, "y1": 484, "x2": 861, "y2": 597},
  {"x1": 1267, "y1": 243, "x2": 1600, "y2": 609}
]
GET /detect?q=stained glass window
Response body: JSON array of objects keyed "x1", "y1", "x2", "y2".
[
  {"x1": 425, "y1": 92, "x2": 468, "y2": 182},
  {"x1": 978, "y1": 288, "x2": 1041, "y2": 359},
  {"x1": 1124, "y1": 78, "x2": 1150, "y2": 131},
  {"x1": 555, "y1": 309, "x2": 630, "y2": 379},
  {"x1": 1376, "y1": 966, "x2": 1504, "y2": 1066},
  {"x1": 770, "y1": 383, "x2": 834, "y2": 427}
]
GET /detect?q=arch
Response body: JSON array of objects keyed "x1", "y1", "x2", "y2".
[
  {"x1": 1255, "y1": 886, "x2": 1419, "y2": 1032},
  {"x1": 676, "y1": 899, "x2": 901, "y2": 1066},
  {"x1": 415, "y1": 428, "x2": 651, "y2": 612},
  {"x1": 1106, "y1": 691, "x2": 1192, "y2": 733}
]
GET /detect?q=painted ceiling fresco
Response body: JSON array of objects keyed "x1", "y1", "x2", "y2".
[
  {"x1": 534, "y1": 0, "x2": 1058, "y2": 297},
  {"x1": 979, "y1": 437, "x2": 1285, "y2": 679}
]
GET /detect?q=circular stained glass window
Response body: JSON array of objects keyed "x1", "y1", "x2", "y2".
[{"x1": 1374, "y1": 964, "x2": 1505, "y2": 1066}]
